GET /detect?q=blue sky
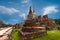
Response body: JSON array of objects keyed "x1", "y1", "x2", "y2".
[{"x1": 0, "y1": 0, "x2": 60, "y2": 24}]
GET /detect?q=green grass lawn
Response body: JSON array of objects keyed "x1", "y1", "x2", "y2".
[
  {"x1": 12, "y1": 29, "x2": 21, "y2": 40},
  {"x1": 13, "y1": 30, "x2": 60, "y2": 40},
  {"x1": 31, "y1": 30, "x2": 60, "y2": 40}
]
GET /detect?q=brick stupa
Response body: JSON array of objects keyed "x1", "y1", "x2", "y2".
[{"x1": 20, "y1": 7, "x2": 47, "y2": 40}]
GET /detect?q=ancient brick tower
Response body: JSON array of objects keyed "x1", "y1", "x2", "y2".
[
  {"x1": 20, "y1": 6, "x2": 47, "y2": 40},
  {"x1": 27, "y1": 6, "x2": 37, "y2": 19}
]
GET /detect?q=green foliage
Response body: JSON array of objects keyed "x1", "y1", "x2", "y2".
[
  {"x1": 13, "y1": 30, "x2": 21, "y2": 40},
  {"x1": 0, "y1": 20, "x2": 4, "y2": 24},
  {"x1": 54, "y1": 19, "x2": 60, "y2": 24}
]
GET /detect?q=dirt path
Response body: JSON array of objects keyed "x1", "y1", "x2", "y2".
[{"x1": 0, "y1": 27, "x2": 13, "y2": 40}]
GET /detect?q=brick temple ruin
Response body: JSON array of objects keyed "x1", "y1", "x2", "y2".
[{"x1": 20, "y1": 6, "x2": 57, "y2": 40}]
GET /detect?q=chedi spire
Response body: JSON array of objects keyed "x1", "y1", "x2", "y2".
[{"x1": 29, "y1": 6, "x2": 33, "y2": 14}]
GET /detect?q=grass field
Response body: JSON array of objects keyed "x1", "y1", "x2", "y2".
[
  {"x1": 13, "y1": 30, "x2": 60, "y2": 40},
  {"x1": 12, "y1": 29, "x2": 21, "y2": 40},
  {"x1": 31, "y1": 30, "x2": 60, "y2": 40}
]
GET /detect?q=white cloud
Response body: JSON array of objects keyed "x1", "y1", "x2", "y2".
[
  {"x1": 0, "y1": 6, "x2": 20, "y2": 15},
  {"x1": 21, "y1": 0, "x2": 30, "y2": 4},
  {"x1": 21, "y1": 0, "x2": 32, "y2": 7},
  {"x1": 43, "y1": 6, "x2": 58, "y2": 15},
  {"x1": 19, "y1": 13, "x2": 26, "y2": 19}
]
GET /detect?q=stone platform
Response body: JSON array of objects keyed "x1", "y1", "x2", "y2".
[{"x1": 19, "y1": 27, "x2": 47, "y2": 40}]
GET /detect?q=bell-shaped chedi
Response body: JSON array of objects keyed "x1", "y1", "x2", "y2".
[
  {"x1": 20, "y1": 6, "x2": 47, "y2": 40},
  {"x1": 27, "y1": 6, "x2": 38, "y2": 20},
  {"x1": 25, "y1": 6, "x2": 39, "y2": 27},
  {"x1": 33, "y1": 9, "x2": 37, "y2": 18},
  {"x1": 28, "y1": 6, "x2": 33, "y2": 19}
]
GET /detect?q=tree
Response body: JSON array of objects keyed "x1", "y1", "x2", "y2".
[{"x1": 0, "y1": 20, "x2": 4, "y2": 27}]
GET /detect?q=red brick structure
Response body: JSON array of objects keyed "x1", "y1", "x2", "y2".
[
  {"x1": 38, "y1": 15, "x2": 57, "y2": 30},
  {"x1": 20, "y1": 7, "x2": 47, "y2": 40},
  {"x1": 19, "y1": 6, "x2": 57, "y2": 40}
]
